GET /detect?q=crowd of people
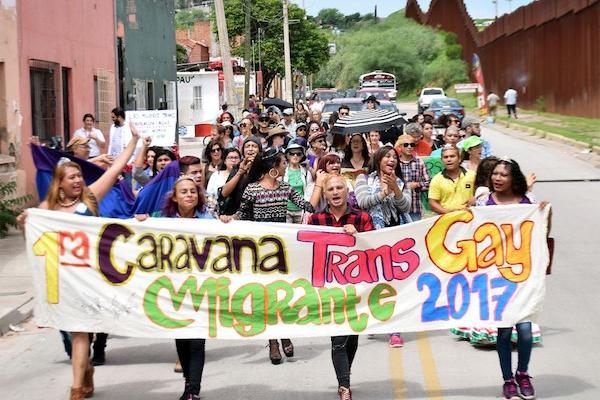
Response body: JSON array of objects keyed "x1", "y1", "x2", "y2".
[{"x1": 17, "y1": 99, "x2": 549, "y2": 400}]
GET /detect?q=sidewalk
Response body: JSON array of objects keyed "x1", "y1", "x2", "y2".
[{"x1": 0, "y1": 229, "x2": 33, "y2": 335}]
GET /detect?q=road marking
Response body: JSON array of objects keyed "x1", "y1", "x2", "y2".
[
  {"x1": 416, "y1": 332, "x2": 444, "y2": 399},
  {"x1": 389, "y1": 346, "x2": 406, "y2": 399}
]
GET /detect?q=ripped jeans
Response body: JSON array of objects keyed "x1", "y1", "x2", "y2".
[{"x1": 331, "y1": 335, "x2": 359, "y2": 388}]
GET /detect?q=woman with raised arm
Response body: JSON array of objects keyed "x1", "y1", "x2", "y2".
[
  {"x1": 220, "y1": 147, "x2": 317, "y2": 365},
  {"x1": 17, "y1": 124, "x2": 140, "y2": 400}
]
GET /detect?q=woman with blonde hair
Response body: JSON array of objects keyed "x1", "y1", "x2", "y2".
[{"x1": 18, "y1": 125, "x2": 140, "y2": 400}]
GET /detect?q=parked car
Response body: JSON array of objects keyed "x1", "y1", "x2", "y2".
[
  {"x1": 417, "y1": 87, "x2": 446, "y2": 113},
  {"x1": 426, "y1": 98, "x2": 465, "y2": 125}
]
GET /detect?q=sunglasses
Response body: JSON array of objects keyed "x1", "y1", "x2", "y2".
[
  {"x1": 288, "y1": 151, "x2": 303, "y2": 157},
  {"x1": 259, "y1": 118, "x2": 269, "y2": 122},
  {"x1": 210, "y1": 148, "x2": 222, "y2": 153},
  {"x1": 239, "y1": 123, "x2": 248, "y2": 128},
  {"x1": 402, "y1": 143, "x2": 416, "y2": 148},
  {"x1": 339, "y1": 112, "x2": 349, "y2": 116}
]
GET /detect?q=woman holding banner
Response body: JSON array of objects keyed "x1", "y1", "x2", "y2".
[
  {"x1": 137, "y1": 175, "x2": 213, "y2": 400},
  {"x1": 17, "y1": 124, "x2": 140, "y2": 400},
  {"x1": 475, "y1": 157, "x2": 549, "y2": 400},
  {"x1": 220, "y1": 147, "x2": 317, "y2": 365},
  {"x1": 354, "y1": 145, "x2": 411, "y2": 348},
  {"x1": 307, "y1": 173, "x2": 374, "y2": 400}
]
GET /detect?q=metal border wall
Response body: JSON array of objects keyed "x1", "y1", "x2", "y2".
[{"x1": 406, "y1": 0, "x2": 600, "y2": 118}]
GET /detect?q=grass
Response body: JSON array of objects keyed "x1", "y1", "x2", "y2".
[{"x1": 494, "y1": 111, "x2": 600, "y2": 147}]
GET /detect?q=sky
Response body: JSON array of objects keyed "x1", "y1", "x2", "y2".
[{"x1": 290, "y1": 0, "x2": 536, "y2": 19}]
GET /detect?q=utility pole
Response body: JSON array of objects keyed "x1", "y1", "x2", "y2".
[
  {"x1": 492, "y1": 1, "x2": 498, "y2": 19},
  {"x1": 244, "y1": 0, "x2": 252, "y2": 109},
  {"x1": 283, "y1": 0, "x2": 293, "y2": 103},
  {"x1": 214, "y1": 0, "x2": 238, "y2": 116}
]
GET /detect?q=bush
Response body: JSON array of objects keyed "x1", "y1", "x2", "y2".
[{"x1": 0, "y1": 181, "x2": 32, "y2": 238}]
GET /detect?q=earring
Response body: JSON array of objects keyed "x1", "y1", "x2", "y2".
[
  {"x1": 268, "y1": 169, "x2": 279, "y2": 179},
  {"x1": 59, "y1": 188, "x2": 65, "y2": 201}
]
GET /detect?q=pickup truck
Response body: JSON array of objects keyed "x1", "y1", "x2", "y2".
[{"x1": 417, "y1": 87, "x2": 446, "y2": 113}]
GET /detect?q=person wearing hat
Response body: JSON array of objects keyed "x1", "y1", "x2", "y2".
[
  {"x1": 362, "y1": 95, "x2": 380, "y2": 110},
  {"x1": 307, "y1": 130, "x2": 328, "y2": 171},
  {"x1": 67, "y1": 136, "x2": 92, "y2": 160},
  {"x1": 283, "y1": 143, "x2": 312, "y2": 224},
  {"x1": 267, "y1": 106, "x2": 281, "y2": 125},
  {"x1": 460, "y1": 116, "x2": 492, "y2": 158},
  {"x1": 266, "y1": 125, "x2": 289, "y2": 149},
  {"x1": 281, "y1": 108, "x2": 296, "y2": 134},
  {"x1": 257, "y1": 112, "x2": 271, "y2": 146},
  {"x1": 461, "y1": 135, "x2": 484, "y2": 172},
  {"x1": 293, "y1": 122, "x2": 308, "y2": 142}
]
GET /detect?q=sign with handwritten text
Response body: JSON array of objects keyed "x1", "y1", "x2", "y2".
[
  {"x1": 25, "y1": 205, "x2": 550, "y2": 339},
  {"x1": 126, "y1": 110, "x2": 177, "y2": 147}
]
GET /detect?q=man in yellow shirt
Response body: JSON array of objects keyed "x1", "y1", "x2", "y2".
[{"x1": 428, "y1": 144, "x2": 475, "y2": 213}]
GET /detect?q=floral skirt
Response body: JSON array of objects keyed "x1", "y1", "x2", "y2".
[{"x1": 450, "y1": 324, "x2": 542, "y2": 346}]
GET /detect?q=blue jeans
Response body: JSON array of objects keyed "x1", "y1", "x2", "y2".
[
  {"x1": 497, "y1": 322, "x2": 532, "y2": 380},
  {"x1": 409, "y1": 212, "x2": 422, "y2": 222}
]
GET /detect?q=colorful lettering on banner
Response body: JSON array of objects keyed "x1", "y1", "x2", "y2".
[{"x1": 25, "y1": 205, "x2": 550, "y2": 339}]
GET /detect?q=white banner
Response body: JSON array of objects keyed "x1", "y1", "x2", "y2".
[
  {"x1": 126, "y1": 110, "x2": 177, "y2": 147},
  {"x1": 25, "y1": 205, "x2": 550, "y2": 339}
]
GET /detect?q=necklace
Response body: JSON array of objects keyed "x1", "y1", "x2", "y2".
[{"x1": 58, "y1": 197, "x2": 80, "y2": 208}]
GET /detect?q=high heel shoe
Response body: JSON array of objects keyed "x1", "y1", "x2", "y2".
[
  {"x1": 280, "y1": 338, "x2": 294, "y2": 357},
  {"x1": 83, "y1": 363, "x2": 94, "y2": 398},
  {"x1": 268, "y1": 339, "x2": 282, "y2": 365}
]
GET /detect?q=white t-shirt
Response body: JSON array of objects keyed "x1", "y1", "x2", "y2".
[
  {"x1": 487, "y1": 93, "x2": 500, "y2": 107},
  {"x1": 504, "y1": 89, "x2": 517, "y2": 105},
  {"x1": 107, "y1": 123, "x2": 132, "y2": 159},
  {"x1": 72, "y1": 127, "x2": 104, "y2": 157}
]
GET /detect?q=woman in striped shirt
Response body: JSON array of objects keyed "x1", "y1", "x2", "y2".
[{"x1": 220, "y1": 147, "x2": 316, "y2": 364}]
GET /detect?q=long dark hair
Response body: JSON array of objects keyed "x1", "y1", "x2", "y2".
[
  {"x1": 152, "y1": 148, "x2": 177, "y2": 176},
  {"x1": 343, "y1": 133, "x2": 369, "y2": 164},
  {"x1": 161, "y1": 178, "x2": 207, "y2": 217},
  {"x1": 369, "y1": 145, "x2": 404, "y2": 181},
  {"x1": 489, "y1": 159, "x2": 528, "y2": 197},
  {"x1": 247, "y1": 147, "x2": 285, "y2": 183},
  {"x1": 474, "y1": 156, "x2": 499, "y2": 188},
  {"x1": 202, "y1": 139, "x2": 223, "y2": 165}
]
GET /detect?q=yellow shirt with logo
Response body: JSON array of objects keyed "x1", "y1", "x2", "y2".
[{"x1": 428, "y1": 168, "x2": 475, "y2": 211}]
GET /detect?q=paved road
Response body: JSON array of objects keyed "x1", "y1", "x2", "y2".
[{"x1": 2, "y1": 105, "x2": 600, "y2": 399}]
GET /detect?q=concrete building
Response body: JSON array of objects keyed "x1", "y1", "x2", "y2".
[
  {"x1": 1, "y1": 0, "x2": 117, "y2": 198},
  {"x1": 115, "y1": 0, "x2": 177, "y2": 111}
]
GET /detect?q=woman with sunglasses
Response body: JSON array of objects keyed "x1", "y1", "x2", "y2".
[
  {"x1": 307, "y1": 128, "x2": 329, "y2": 172},
  {"x1": 202, "y1": 139, "x2": 224, "y2": 187},
  {"x1": 220, "y1": 147, "x2": 317, "y2": 365},
  {"x1": 233, "y1": 117, "x2": 256, "y2": 149},
  {"x1": 354, "y1": 145, "x2": 412, "y2": 348},
  {"x1": 394, "y1": 134, "x2": 430, "y2": 222},
  {"x1": 284, "y1": 143, "x2": 313, "y2": 223}
]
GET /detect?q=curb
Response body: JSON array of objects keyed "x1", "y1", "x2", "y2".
[
  {"x1": 0, "y1": 293, "x2": 34, "y2": 336},
  {"x1": 495, "y1": 120, "x2": 597, "y2": 154}
]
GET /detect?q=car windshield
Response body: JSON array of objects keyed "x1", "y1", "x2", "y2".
[
  {"x1": 362, "y1": 103, "x2": 397, "y2": 112},
  {"x1": 430, "y1": 99, "x2": 462, "y2": 108},
  {"x1": 423, "y1": 89, "x2": 444, "y2": 96},
  {"x1": 360, "y1": 91, "x2": 389, "y2": 100},
  {"x1": 322, "y1": 102, "x2": 363, "y2": 113},
  {"x1": 318, "y1": 92, "x2": 337, "y2": 101}
]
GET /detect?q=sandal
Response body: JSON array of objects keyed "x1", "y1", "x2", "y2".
[
  {"x1": 268, "y1": 339, "x2": 282, "y2": 365},
  {"x1": 281, "y1": 338, "x2": 294, "y2": 357}
]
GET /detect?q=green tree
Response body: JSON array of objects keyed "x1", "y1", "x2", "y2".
[
  {"x1": 316, "y1": 8, "x2": 345, "y2": 28},
  {"x1": 220, "y1": 0, "x2": 330, "y2": 94},
  {"x1": 315, "y1": 11, "x2": 467, "y2": 94},
  {"x1": 176, "y1": 8, "x2": 210, "y2": 30},
  {"x1": 176, "y1": 44, "x2": 189, "y2": 64}
]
